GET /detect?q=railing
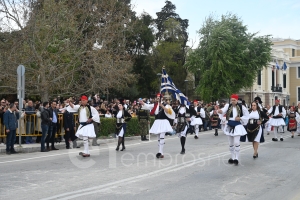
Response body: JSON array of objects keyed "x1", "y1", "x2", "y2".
[
  {"x1": 271, "y1": 86, "x2": 282, "y2": 93},
  {"x1": 0, "y1": 113, "x2": 78, "y2": 138}
]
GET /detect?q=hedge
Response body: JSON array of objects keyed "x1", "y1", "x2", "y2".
[{"x1": 99, "y1": 117, "x2": 155, "y2": 137}]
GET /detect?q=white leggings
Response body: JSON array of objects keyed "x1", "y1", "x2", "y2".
[
  {"x1": 157, "y1": 133, "x2": 166, "y2": 155},
  {"x1": 227, "y1": 136, "x2": 241, "y2": 160},
  {"x1": 83, "y1": 136, "x2": 90, "y2": 154}
]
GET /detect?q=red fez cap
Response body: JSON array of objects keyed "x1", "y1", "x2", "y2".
[
  {"x1": 81, "y1": 95, "x2": 88, "y2": 101},
  {"x1": 193, "y1": 100, "x2": 198, "y2": 103},
  {"x1": 230, "y1": 94, "x2": 239, "y2": 100},
  {"x1": 157, "y1": 93, "x2": 163, "y2": 97}
]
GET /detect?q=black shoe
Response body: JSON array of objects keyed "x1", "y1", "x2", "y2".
[
  {"x1": 120, "y1": 147, "x2": 125, "y2": 151},
  {"x1": 51, "y1": 147, "x2": 59, "y2": 150},
  {"x1": 116, "y1": 147, "x2": 119, "y2": 151},
  {"x1": 280, "y1": 138, "x2": 283, "y2": 141},
  {"x1": 10, "y1": 150, "x2": 18, "y2": 154},
  {"x1": 291, "y1": 135, "x2": 294, "y2": 138},
  {"x1": 6, "y1": 151, "x2": 11, "y2": 155},
  {"x1": 272, "y1": 138, "x2": 278, "y2": 141},
  {"x1": 66, "y1": 147, "x2": 70, "y2": 149},
  {"x1": 41, "y1": 149, "x2": 49, "y2": 152},
  {"x1": 228, "y1": 158, "x2": 234, "y2": 164},
  {"x1": 253, "y1": 153, "x2": 258, "y2": 159},
  {"x1": 141, "y1": 136, "x2": 144, "y2": 141},
  {"x1": 180, "y1": 149, "x2": 185, "y2": 154},
  {"x1": 233, "y1": 159, "x2": 239, "y2": 165},
  {"x1": 194, "y1": 135, "x2": 198, "y2": 139},
  {"x1": 156, "y1": 153, "x2": 161, "y2": 158}
]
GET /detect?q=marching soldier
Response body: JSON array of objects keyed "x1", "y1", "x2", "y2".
[{"x1": 137, "y1": 98, "x2": 150, "y2": 141}]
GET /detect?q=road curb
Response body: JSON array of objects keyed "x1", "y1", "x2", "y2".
[{"x1": 0, "y1": 136, "x2": 142, "y2": 154}]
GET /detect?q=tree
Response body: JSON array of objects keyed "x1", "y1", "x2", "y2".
[
  {"x1": 152, "y1": 1, "x2": 189, "y2": 93},
  {"x1": 0, "y1": 0, "x2": 137, "y2": 101},
  {"x1": 185, "y1": 13, "x2": 272, "y2": 102}
]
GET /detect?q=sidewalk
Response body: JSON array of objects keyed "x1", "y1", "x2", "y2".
[{"x1": 0, "y1": 136, "x2": 142, "y2": 154}]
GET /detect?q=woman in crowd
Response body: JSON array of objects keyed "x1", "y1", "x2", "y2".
[
  {"x1": 240, "y1": 101, "x2": 269, "y2": 158},
  {"x1": 114, "y1": 102, "x2": 132, "y2": 151},
  {"x1": 287, "y1": 106, "x2": 299, "y2": 138}
]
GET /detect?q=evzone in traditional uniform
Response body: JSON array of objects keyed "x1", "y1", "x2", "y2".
[
  {"x1": 210, "y1": 105, "x2": 220, "y2": 136},
  {"x1": 141, "y1": 94, "x2": 174, "y2": 158},
  {"x1": 175, "y1": 103, "x2": 191, "y2": 154},
  {"x1": 240, "y1": 101, "x2": 269, "y2": 158},
  {"x1": 287, "y1": 106, "x2": 299, "y2": 138},
  {"x1": 267, "y1": 100, "x2": 286, "y2": 141},
  {"x1": 69, "y1": 96, "x2": 96, "y2": 157},
  {"x1": 114, "y1": 103, "x2": 132, "y2": 151},
  {"x1": 190, "y1": 100, "x2": 205, "y2": 139},
  {"x1": 218, "y1": 94, "x2": 249, "y2": 165}
]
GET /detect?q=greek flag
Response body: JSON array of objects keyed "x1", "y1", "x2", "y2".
[
  {"x1": 276, "y1": 60, "x2": 280, "y2": 70},
  {"x1": 160, "y1": 69, "x2": 189, "y2": 105},
  {"x1": 283, "y1": 62, "x2": 288, "y2": 70}
]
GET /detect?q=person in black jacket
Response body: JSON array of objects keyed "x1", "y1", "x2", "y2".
[
  {"x1": 63, "y1": 109, "x2": 78, "y2": 149},
  {"x1": 46, "y1": 101, "x2": 59, "y2": 150},
  {"x1": 41, "y1": 102, "x2": 51, "y2": 152}
]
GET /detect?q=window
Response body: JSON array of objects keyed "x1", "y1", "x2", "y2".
[
  {"x1": 298, "y1": 87, "x2": 300, "y2": 101},
  {"x1": 292, "y1": 49, "x2": 295, "y2": 57},
  {"x1": 257, "y1": 70, "x2": 261, "y2": 85},
  {"x1": 283, "y1": 74, "x2": 286, "y2": 88},
  {"x1": 298, "y1": 67, "x2": 300, "y2": 78}
]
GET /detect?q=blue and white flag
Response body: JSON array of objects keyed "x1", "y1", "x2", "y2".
[
  {"x1": 160, "y1": 68, "x2": 189, "y2": 105},
  {"x1": 276, "y1": 60, "x2": 280, "y2": 70},
  {"x1": 283, "y1": 62, "x2": 288, "y2": 70}
]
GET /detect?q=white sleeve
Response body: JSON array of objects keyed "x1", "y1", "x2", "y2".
[
  {"x1": 282, "y1": 107, "x2": 287, "y2": 118},
  {"x1": 296, "y1": 112, "x2": 300, "y2": 123},
  {"x1": 200, "y1": 108, "x2": 205, "y2": 118},
  {"x1": 221, "y1": 104, "x2": 229, "y2": 115},
  {"x1": 91, "y1": 107, "x2": 100, "y2": 123},
  {"x1": 67, "y1": 105, "x2": 80, "y2": 113},
  {"x1": 141, "y1": 103, "x2": 154, "y2": 111},
  {"x1": 240, "y1": 106, "x2": 250, "y2": 125},
  {"x1": 267, "y1": 107, "x2": 273, "y2": 115},
  {"x1": 209, "y1": 110, "x2": 213, "y2": 117}
]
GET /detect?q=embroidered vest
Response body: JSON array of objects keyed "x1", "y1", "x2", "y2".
[{"x1": 226, "y1": 104, "x2": 243, "y2": 120}]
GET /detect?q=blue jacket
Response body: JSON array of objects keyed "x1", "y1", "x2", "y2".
[{"x1": 3, "y1": 109, "x2": 20, "y2": 131}]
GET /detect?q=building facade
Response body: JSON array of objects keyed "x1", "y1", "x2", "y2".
[{"x1": 239, "y1": 38, "x2": 300, "y2": 108}]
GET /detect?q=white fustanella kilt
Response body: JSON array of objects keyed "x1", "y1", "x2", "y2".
[
  {"x1": 269, "y1": 118, "x2": 285, "y2": 127},
  {"x1": 75, "y1": 123, "x2": 96, "y2": 138},
  {"x1": 222, "y1": 124, "x2": 247, "y2": 136},
  {"x1": 190, "y1": 117, "x2": 203, "y2": 126},
  {"x1": 149, "y1": 119, "x2": 173, "y2": 134}
]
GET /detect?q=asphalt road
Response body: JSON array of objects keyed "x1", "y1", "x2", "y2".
[{"x1": 1, "y1": 130, "x2": 300, "y2": 200}]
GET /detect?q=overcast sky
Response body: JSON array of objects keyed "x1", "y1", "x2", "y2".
[{"x1": 132, "y1": 0, "x2": 300, "y2": 47}]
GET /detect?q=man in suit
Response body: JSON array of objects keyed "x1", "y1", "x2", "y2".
[{"x1": 46, "y1": 101, "x2": 59, "y2": 150}]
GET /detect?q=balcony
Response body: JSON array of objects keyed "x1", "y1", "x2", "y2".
[{"x1": 271, "y1": 86, "x2": 282, "y2": 93}]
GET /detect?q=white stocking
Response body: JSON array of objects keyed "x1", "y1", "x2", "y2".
[
  {"x1": 83, "y1": 136, "x2": 89, "y2": 154},
  {"x1": 273, "y1": 127, "x2": 278, "y2": 138},
  {"x1": 195, "y1": 125, "x2": 199, "y2": 136},
  {"x1": 159, "y1": 133, "x2": 165, "y2": 155}
]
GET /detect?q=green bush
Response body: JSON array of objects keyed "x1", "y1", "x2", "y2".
[{"x1": 99, "y1": 117, "x2": 155, "y2": 137}]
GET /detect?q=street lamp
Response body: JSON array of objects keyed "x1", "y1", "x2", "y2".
[
  {"x1": 157, "y1": 73, "x2": 162, "y2": 93},
  {"x1": 184, "y1": 80, "x2": 189, "y2": 97}
]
